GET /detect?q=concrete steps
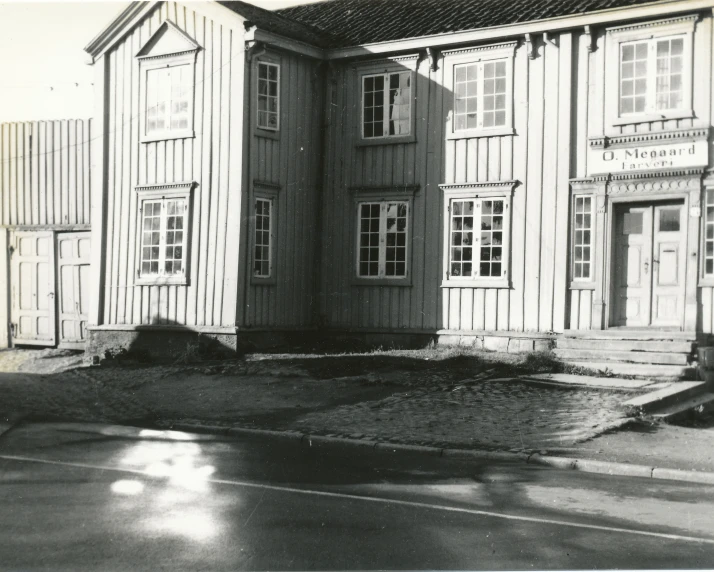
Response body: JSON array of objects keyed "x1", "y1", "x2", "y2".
[
  {"x1": 620, "y1": 381, "x2": 707, "y2": 415},
  {"x1": 557, "y1": 330, "x2": 697, "y2": 380},
  {"x1": 651, "y1": 392, "x2": 714, "y2": 422}
]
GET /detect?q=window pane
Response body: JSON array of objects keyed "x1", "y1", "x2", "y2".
[
  {"x1": 620, "y1": 41, "x2": 648, "y2": 115},
  {"x1": 449, "y1": 200, "x2": 477, "y2": 278},
  {"x1": 385, "y1": 202, "x2": 408, "y2": 277},
  {"x1": 388, "y1": 72, "x2": 411, "y2": 136},
  {"x1": 357, "y1": 202, "x2": 381, "y2": 276},
  {"x1": 572, "y1": 196, "x2": 593, "y2": 281},
  {"x1": 623, "y1": 212, "x2": 643, "y2": 235},
  {"x1": 363, "y1": 74, "x2": 384, "y2": 138},
  {"x1": 659, "y1": 208, "x2": 680, "y2": 232}
]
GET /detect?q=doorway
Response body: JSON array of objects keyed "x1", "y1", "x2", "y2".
[{"x1": 611, "y1": 201, "x2": 686, "y2": 328}]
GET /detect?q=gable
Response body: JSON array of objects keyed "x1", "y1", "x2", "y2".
[{"x1": 136, "y1": 20, "x2": 200, "y2": 59}]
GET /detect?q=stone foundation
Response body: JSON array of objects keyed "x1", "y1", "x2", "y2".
[{"x1": 437, "y1": 331, "x2": 556, "y2": 353}]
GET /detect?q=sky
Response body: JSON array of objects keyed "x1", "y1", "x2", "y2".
[{"x1": 0, "y1": 0, "x2": 317, "y2": 123}]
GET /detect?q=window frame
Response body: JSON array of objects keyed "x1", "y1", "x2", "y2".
[
  {"x1": 256, "y1": 59, "x2": 281, "y2": 135},
  {"x1": 134, "y1": 182, "x2": 195, "y2": 286},
  {"x1": 605, "y1": 15, "x2": 696, "y2": 131},
  {"x1": 356, "y1": 56, "x2": 419, "y2": 146},
  {"x1": 250, "y1": 185, "x2": 279, "y2": 285},
  {"x1": 443, "y1": 42, "x2": 516, "y2": 140},
  {"x1": 570, "y1": 194, "x2": 597, "y2": 288},
  {"x1": 440, "y1": 183, "x2": 514, "y2": 289},
  {"x1": 351, "y1": 189, "x2": 415, "y2": 286},
  {"x1": 138, "y1": 51, "x2": 198, "y2": 144},
  {"x1": 702, "y1": 186, "x2": 714, "y2": 284}
]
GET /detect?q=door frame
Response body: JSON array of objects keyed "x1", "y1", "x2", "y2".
[
  {"x1": 574, "y1": 170, "x2": 703, "y2": 332},
  {"x1": 607, "y1": 198, "x2": 687, "y2": 328},
  {"x1": 601, "y1": 180, "x2": 700, "y2": 331}
]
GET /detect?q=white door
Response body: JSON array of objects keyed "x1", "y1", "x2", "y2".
[
  {"x1": 612, "y1": 202, "x2": 686, "y2": 328},
  {"x1": 57, "y1": 232, "x2": 91, "y2": 348},
  {"x1": 651, "y1": 204, "x2": 687, "y2": 326},
  {"x1": 10, "y1": 231, "x2": 56, "y2": 346}
]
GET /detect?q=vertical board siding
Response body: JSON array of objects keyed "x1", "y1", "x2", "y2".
[
  {"x1": 320, "y1": 35, "x2": 580, "y2": 334},
  {"x1": 101, "y1": 2, "x2": 244, "y2": 327},
  {"x1": 0, "y1": 120, "x2": 92, "y2": 227},
  {"x1": 239, "y1": 51, "x2": 324, "y2": 329}
]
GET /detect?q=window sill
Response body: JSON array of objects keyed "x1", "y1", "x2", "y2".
[
  {"x1": 251, "y1": 276, "x2": 277, "y2": 286},
  {"x1": 446, "y1": 127, "x2": 515, "y2": 140},
  {"x1": 255, "y1": 128, "x2": 280, "y2": 141},
  {"x1": 141, "y1": 129, "x2": 195, "y2": 143},
  {"x1": 441, "y1": 278, "x2": 510, "y2": 289},
  {"x1": 698, "y1": 279, "x2": 714, "y2": 288},
  {"x1": 352, "y1": 278, "x2": 412, "y2": 287},
  {"x1": 611, "y1": 110, "x2": 694, "y2": 127},
  {"x1": 135, "y1": 275, "x2": 188, "y2": 286},
  {"x1": 570, "y1": 281, "x2": 596, "y2": 290},
  {"x1": 356, "y1": 135, "x2": 415, "y2": 147}
]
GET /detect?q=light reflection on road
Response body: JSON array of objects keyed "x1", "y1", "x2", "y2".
[{"x1": 109, "y1": 432, "x2": 228, "y2": 542}]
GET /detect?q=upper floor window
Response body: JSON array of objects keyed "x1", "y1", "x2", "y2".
[
  {"x1": 257, "y1": 62, "x2": 280, "y2": 131},
  {"x1": 454, "y1": 59, "x2": 507, "y2": 130},
  {"x1": 137, "y1": 21, "x2": 199, "y2": 143},
  {"x1": 443, "y1": 42, "x2": 516, "y2": 139},
  {"x1": 146, "y1": 64, "x2": 193, "y2": 135},
  {"x1": 362, "y1": 71, "x2": 412, "y2": 139},
  {"x1": 605, "y1": 15, "x2": 695, "y2": 129},
  {"x1": 619, "y1": 36, "x2": 684, "y2": 115}
]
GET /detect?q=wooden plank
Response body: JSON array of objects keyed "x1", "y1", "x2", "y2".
[
  {"x1": 497, "y1": 289, "x2": 509, "y2": 330},
  {"x1": 538, "y1": 40, "x2": 560, "y2": 333},
  {"x1": 116, "y1": 38, "x2": 132, "y2": 325},
  {"x1": 37, "y1": 122, "x2": 47, "y2": 225},
  {"x1": 702, "y1": 288, "x2": 712, "y2": 334},
  {"x1": 29, "y1": 121, "x2": 43, "y2": 224},
  {"x1": 570, "y1": 290, "x2": 581, "y2": 330},
  {"x1": 53, "y1": 122, "x2": 62, "y2": 226},
  {"x1": 18, "y1": 123, "x2": 26, "y2": 225},
  {"x1": 103, "y1": 55, "x2": 118, "y2": 324},
  {"x1": 588, "y1": 31, "x2": 605, "y2": 139},
  {"x1": 212, "y1": 24, "x2": 231, "y2": 326},
  {"x1": 553, "y1": 33, "x2": 573, "y2": 333},
  {"x1": 1, "y1": 124, "x2": 9, "y2": 225},
  {"x1": 694, "y1": 17, "x2": 712, "y2": 132},
  {"x1": 61, "y1": 120, "x2": 70, "y2": 226},
  {"x1": 460, "y1": 288, "x2": 473, "y2": 331},
  {"x1": 0, "y1": 230, "x2": 8, "y2": 348},
  {"x1": 465, "y1": 138, "x2": 477, "y2": 182},
  {"x1": 523, "y1": 39, "x2": 545, "y2": 332},
  {"x1": 477, "y1": 137, "x2": 488, "y2": 183},
  {"x1": 487, "y1": 137, "x2": 500, "y2": 182},
  {"x1": 579, "y1": 289, "x2": 592, "y2": 330},
  {"x1": 68, "y1": 119, "x2": 77, "y2": 225},
  {"x1": 89, "y1": 56, "x2": 108, "y2": 326},
  {"x1": 575, "y1": 33, "x2": 589, "y2": 178},
  {"x1": 9, "y1": 123, "x2": 17, "y2": 226},
  {"x1": 23, "y1": 123, "x2": 32, "y2": 224},
  {"x1": 473, "y1": 288, "x2": 485, "y2": 330},
  {"x1": 484, "y1": 289, "x2": 498, "y2": 331}
]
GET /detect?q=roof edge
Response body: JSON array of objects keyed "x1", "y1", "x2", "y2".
[{"x1": 84, "y1": 1, "x2": 158, "y2": 60}]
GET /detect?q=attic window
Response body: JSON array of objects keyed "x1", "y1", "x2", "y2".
[{"x1": 137, "y1": 21, "x2": 199, "y2": 143}]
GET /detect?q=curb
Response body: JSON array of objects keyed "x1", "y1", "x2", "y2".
[
  {"x1": 168, "y1": 422, "x2": 714, "y2": 486},
  {"x1": 0, "y1": 413, "x2": 26, "y2": 439}
]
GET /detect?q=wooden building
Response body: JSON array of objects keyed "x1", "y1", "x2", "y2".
[
  {"x1": 0, "y1": 120, "x2": 92, "y2": 349},
  {"x1": 22, "y1": 0, "x2": 714, "y2": 375}
]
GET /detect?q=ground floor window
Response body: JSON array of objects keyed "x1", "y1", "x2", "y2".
[
  {"x1": 356, "y1": 201, "x2": 409, "y2": 279},
  {"x1": 573, "y1": 195, "x2": 594, "y2": 281},
  {"x1": 705, "y1": 189, "x2": 714, "y2": 276},
  {"x1": 444, "y1": 195, "x2": 510, "y2": 283},
  {"x1": 139, "y1": 197, "x2": 187, "y2": 279},
  {"x1": 253, "y1": 197, "x2": 274, "y2": 279}
]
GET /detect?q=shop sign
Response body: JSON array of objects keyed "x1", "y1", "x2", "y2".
[{"x1": 589, "y1": 140, "x2": 708, "y2": 175}]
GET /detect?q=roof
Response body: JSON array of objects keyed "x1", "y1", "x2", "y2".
[
  {"x1": 276, "y1": 0, "x2": 670, "y2": 49},
  {"x1": 217, "y1": 0, "x2": 335, "y2": 47}
]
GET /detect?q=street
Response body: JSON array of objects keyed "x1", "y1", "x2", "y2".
[{"x1": 0, "y1": 423, "x2": 712, "y2": 571}]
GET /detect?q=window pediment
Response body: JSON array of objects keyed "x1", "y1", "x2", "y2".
[{"x1": 136, "y1": 20, "x2": 200, "y2": 61}]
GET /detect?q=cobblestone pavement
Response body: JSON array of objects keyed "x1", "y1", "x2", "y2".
[
  {"x1": 0, "y1": 349, "x2": 641, "y2": 452},
  {"x1": 264, "y1": 378, "x2": 634, "y2": 451}
]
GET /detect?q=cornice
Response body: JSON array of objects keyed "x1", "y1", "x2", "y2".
[
  {"x1": 135, "y1": 181, "x2": 196, "y2": 193},
  {"x1": 349, "y1": 184, "x2": 420, "y2": 195},
  {"x1": 589, "y1": 127, "x2": 709, "y2": 149},
  {"x1": 441, "y1": 40, "x2": 518, "y2": 58},
  {"x1": 137, "y1": 49, "x2": 198, "y2": 62},
  {"x1": 439, "y1": 180, "x2": 518, "y2": 192},
  {"x1": 608, "y1": 167, "x2": 704, "y2": 182},
  {"x1": 253, "y1": 179, "x2": 282, "y2": 191},
  {"x1": 608, "y1": 176, "x2": 702, "y2": 195},
  {"x1": 606, "y1": 13, "x2": 698, "y2": 34}
]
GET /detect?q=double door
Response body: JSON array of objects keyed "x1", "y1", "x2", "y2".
[
  {"x1": 10, "y1": 231, "x2": 91, "y2": 348},
  {"x1": 612, "y1": 201, "x2": 686, "y2": 328}
]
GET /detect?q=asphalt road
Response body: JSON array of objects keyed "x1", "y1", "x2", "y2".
[{"x1": 0, "y1": 423, "x2": 712, "y2": 571}]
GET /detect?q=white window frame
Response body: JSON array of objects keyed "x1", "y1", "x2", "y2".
[
  {"x1": 440, "y1": 183, "x2": 514, "y2": 289},
  {"x1": 443, "y1": 42, "x2": 516, "y2": 139},
  {"x1": 605, "y1": 15, "x2": 696, "y2": 131},
  {"x1": 257, "y1": 61, "x2": 280, "y2": 132},
  {"x1": 356, "y1": 56, "x2": 419, "y2": 146},
  {"x1": 251, "y1": 186, "x2": 279, "y2": 285},
  {"x1": 571, "y1": 195, "x2": 596, "y2": 284},
  {"x1": 355, "y1": 200, "x2": 410, "y2": 280},
  {"x1": 134, "y1": 182, "x2": 194, "y2": 286},
  {"x1": 361, "y1": 71, "x2": 413, "y2": 140},
  {"x1": 702, "y1": 186, "x2": 714, "y2": 281}
]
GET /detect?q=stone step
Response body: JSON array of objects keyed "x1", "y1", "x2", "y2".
[
  {"x1": 651, "y1": 392, "x2": 714, "y2": 422},
  {"x1": 557, "y1": 338, "x2": 694, "y2": 353},
  {"x1": 620, "y1": 381, "x2": 708, "y2": 414},
  {"x1": 563, "y1": 329, "x2": 696, "y2": 341},
  {"x1": 554, "y1": 348, "x2": 690, "y2": 365},
  {"x1": 562, "y1": 360, "x2": 696, "y2": 381}
]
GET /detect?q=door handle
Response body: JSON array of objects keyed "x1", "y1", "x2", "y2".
[
  {"x1": 644, "y1": 260, "x2": 649, "y2": 275},
  {"x1": 48, "y1": 292, "x2": 54, "y2": 299}
]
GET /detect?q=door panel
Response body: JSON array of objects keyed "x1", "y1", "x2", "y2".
[
  {"x1": 57, "y1": 232, "x2": 91, "y2": 347},
  {"x1": 613, "y1": 206, "x2": 653, "y2": 327},
  {"x1": 651, "y1": 205, "x2": 686, "y2": 327},
  {"x1": 10, "y1": 231, "x2": 56, "y2": 345}
]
